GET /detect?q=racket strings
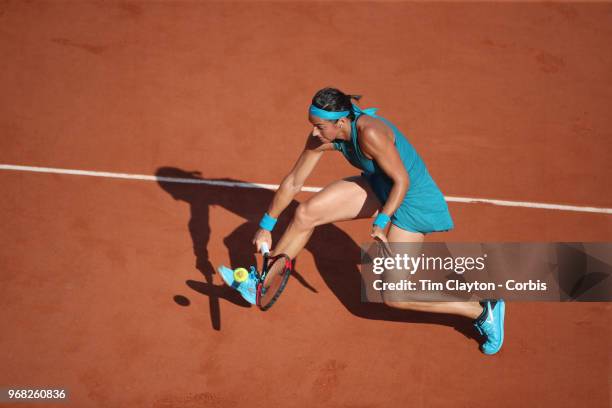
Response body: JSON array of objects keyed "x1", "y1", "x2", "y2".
[
  {"x1": 258, "y1": 255, "x2": 292, "y2": 309},
  {"x1": 263, "y1": 257, "x2": 288, "y2": 288}
]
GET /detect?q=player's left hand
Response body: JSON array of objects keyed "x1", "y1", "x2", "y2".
[
  {"x1": 371, "y1": 225, "x2": 388, "y2": 242},
  {"x1": 371, "y1": 226, "x2": 392, "y2": 256}
]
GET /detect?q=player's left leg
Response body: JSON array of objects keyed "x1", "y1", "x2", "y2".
[
  {"x1": 381, "y1": 224, "x2": 484, "y2": 319},
  {"x1": 382, "y1": 224, "x2": 505, "y2": 354}
]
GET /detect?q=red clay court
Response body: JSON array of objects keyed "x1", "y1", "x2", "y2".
[{"x1": 1, "y1": 1, "x2": 611, "y2": 407}]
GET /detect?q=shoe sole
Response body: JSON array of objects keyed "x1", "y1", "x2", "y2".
[
  {"x1": 217, "y1": 265, "x2": 236, "y2": 287},
  {"x1": 218, "y1": 265, "x2": 257, "y2": 304}
]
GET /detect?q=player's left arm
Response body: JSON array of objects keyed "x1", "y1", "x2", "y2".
[{"x1": 359, "y1": 127, "x2": 409, "y2": 219}]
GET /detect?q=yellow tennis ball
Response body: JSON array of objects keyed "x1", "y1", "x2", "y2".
[{"x1": 233, "y1": 267, "x2": 249, "y2": 283}]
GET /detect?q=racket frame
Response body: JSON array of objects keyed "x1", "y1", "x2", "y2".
[{"x1": 255, "y1": 251, "x2": 292, "y2": 311}]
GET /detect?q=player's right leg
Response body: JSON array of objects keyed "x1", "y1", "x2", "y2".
[
  {"x1": 221, "y1": 175, "x2": 380, "y2": 304},
  {"x1": 273, "y1": 175, "x2": 381, "y2": 259}
]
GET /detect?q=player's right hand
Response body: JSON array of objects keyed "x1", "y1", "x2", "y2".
[{"x1": 252, "y1": 228, "x2": 272, "y2": 253}]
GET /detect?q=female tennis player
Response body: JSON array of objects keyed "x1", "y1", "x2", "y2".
[{"x1": 224, "y1": 87, "x2": 505, "y2": 355}]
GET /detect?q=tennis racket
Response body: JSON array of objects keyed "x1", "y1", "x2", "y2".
[{"x1": 256, "y1": 243, "x2": 292, "y2": 311}]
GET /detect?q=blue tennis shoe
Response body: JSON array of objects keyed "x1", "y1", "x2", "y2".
[
  {"x1": 218, "y1": 265, "x2": 258, "y2": 305},
  {"x1": 474, "y1": 299, "x2": 505, "y2": 355}
]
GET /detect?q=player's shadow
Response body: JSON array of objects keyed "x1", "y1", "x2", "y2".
[{"x1": 156, "y1": 167, "x2": 478, "y2": 341}]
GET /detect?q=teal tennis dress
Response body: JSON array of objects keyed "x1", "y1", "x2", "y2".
[{"x1": 333, "y1": 108, "x2": 454, "y2": 234}]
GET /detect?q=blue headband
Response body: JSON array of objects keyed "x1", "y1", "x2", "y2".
[{"x1": 309, "y1": 104, "x2": 378, "y2": 120}]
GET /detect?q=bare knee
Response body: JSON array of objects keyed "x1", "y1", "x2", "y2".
[{"x1": 294, "y1": 202, "x2": 319, "y2": 230}]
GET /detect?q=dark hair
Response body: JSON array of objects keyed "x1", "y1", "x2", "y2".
[{"x1": 311, "y1": 87, "x2": 362, "y2": 121}]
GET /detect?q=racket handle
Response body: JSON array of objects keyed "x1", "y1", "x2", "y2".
[{"x1": 260, "y1": 243, "x2": 270, "y2": 255}]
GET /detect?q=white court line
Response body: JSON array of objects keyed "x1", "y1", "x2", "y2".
[{"x1": 1, "y1": 163, "x2": 611, "y2": 215}]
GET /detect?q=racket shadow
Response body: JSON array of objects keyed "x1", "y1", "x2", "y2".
[{"x1": 156, "y1": 167, "x2": 478, "y2": 341}]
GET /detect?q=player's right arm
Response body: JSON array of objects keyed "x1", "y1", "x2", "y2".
[
  {"x1": 272, "y1": 133, "x2": 333, "y2": 213},
  {"x1": 252, "y1": 134, "x2": 334, "y2": 250}
]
